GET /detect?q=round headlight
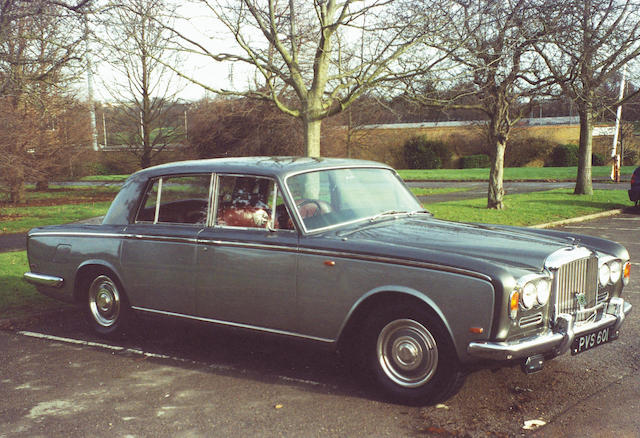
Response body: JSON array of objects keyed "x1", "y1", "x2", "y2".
[
  {"x1": 536, "y1": 279, "x2": 551, "y2": 305},
  {"x1": 609, "y1": 260, "x2": 622, "y2": 284},
  {"x1": 522, "y1": 282, "x2": 537, "y2": 309},
  {"x1": 599, "y1": 263, "x2": 610, "y2": 287}
]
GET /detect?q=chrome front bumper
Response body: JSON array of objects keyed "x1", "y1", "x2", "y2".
[{"x1": 467, "y1": 297, "x2": 632, "y2": 361}]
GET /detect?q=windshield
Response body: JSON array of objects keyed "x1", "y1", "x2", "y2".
[{"x1": 285, "y1": 167, "x2": 423, "y2": 232}]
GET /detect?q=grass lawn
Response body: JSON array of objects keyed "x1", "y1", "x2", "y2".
[
  {"x1": 425, "y1": 189, "x2": 628, "y2": 226},
  {"x1": 409, "y1": 187, "x2": 472, "y2": 196},
  {"x1": 398, "y1": 166, "x2": 636, "y2": 181},
  {"x1": 1, "y1": 202, "x2": 112, "y2": 234},
  {"x1": 68, "y1": 166, "x2": 636, "y2": 183},
  {"x1": 0, "y1": 185, "x2": 119, "y2": 204},
  {"x1": 0, "y1": 251, "x2": 69, "y2": 320},
  {"x1": 79, "y1": 175, "x2": 129, "y2": 182}
]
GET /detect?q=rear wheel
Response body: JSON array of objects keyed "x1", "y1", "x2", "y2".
[
  {"x1": 362, "y1": 305, "x2": 465, "y2": 405},
  {"x1": 84, "y1": 273, "x2": 129, "y2": 337}
]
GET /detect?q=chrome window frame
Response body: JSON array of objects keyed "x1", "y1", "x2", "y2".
[
  {"x1": 133, "y1": 173, "x2": 214, "y2": 227},
  {"x1": 211, "y1": 173, "x2": 296, "y2": 232}
]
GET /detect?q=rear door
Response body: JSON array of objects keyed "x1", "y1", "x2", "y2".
[{"x1": 120, "y1": 174, "x2": 212, "y2": 315}]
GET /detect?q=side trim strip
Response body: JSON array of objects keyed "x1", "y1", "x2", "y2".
[
  {"x1": 28, "y1": 231, "x2": 125, "y2": 239},
  {"x1": 24, "y1": 272, "x2": 64, "y2": 288},
  {"x1": 29, "y1": 232, "x2": 492, "y2": 282},
  {"x1": 131, "y1": 306, "x2": 335, "y2": 344},
  {"x1": 297, "y1": 248, "x2": 493, "y2": 282}
]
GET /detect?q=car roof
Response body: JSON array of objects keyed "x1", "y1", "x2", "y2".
[{"x1": 129, "y1": 156, "x2": 392, "y2": 181}]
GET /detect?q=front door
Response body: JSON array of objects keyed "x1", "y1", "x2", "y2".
[{"x1": 195, "y1": 175, "x2": 299, "y2": 333}]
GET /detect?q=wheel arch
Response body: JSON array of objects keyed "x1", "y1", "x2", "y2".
[
  {"x1": 73, "y1": 260, "x2": 125, "y2": 303},
  {"x1": 337, "y1": 287, "x2": 456, "y2": 356}
]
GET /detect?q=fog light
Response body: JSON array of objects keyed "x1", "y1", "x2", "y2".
[
  {"x1": 536, "y1": 279, "x2": 551, "y2": 305},
  {"x1": 522, "y1": 282, "x2": 537, "y2": 309},
  {"x1": 599, "y1": 263, "x2": 610, "y2": 287},
  {"x1": 610, "y1": 260, "x2": 622, "y2": 283}
]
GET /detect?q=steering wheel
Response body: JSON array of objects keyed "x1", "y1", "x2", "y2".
[{"x1": 296, "y1": 199, "x2": 323, "y2": 218}]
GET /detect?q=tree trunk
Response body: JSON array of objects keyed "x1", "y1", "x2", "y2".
[
  {"x1": 140, "y1": 149, "x2": 151, "y2": 169},
  {"x1": 9, "y1": 181, "x2": 25, "y2": 204},
  {"x1": 574, "y1": 106, "x2": 594, "y2": 195},
  {"x1": 303, "y1": 117, "x2": 322, "y2": 157},
  {"x1": 488, "y1": 138, "x2": 506, "y2": 209}
]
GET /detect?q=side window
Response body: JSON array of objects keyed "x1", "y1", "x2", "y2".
[
  {"x1": 215, "y1": 175, "x2": 293, "y2": 230},
  {"x1": 135, "y1": 175, "x2": 211, "y2": 225}
]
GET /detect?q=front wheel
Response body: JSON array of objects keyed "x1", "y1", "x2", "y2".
[
  {"x1": 363, "y1": 306, "x2": 465, "y2": 405},
  {"x1": 84, "y1": 273, "x2": 129, "y2": 337}
]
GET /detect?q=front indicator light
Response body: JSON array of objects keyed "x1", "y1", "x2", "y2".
[
  {"x1": 623, "y1": 261, "x2": 631, "y2": 285},
  {"x1": 509, "y1": 290, "x2": 519, "y2": 319}
]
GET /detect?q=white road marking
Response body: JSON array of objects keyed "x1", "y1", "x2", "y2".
[
  {"x1": 16, "y1": 330, "x2": 327, "y2": 389},
  {"x1": 561, "y1": 227, "x2": 639, "y2": 231}
]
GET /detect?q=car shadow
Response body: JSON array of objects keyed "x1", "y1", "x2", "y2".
[{"x1": 4, "y1": 307, "x2": 377, "y2": 402}]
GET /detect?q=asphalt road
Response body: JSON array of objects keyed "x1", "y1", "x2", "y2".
[{"x1": 1, "y1": 213, "x2": 639, "y2": 437}]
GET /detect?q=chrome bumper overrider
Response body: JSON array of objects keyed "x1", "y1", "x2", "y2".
[
  {"x1": 23, "y1": 272, "x2": 64, "y2": 288},
  {"x1": 467, "y1": 298, "x2": 632, "y2": 361}
]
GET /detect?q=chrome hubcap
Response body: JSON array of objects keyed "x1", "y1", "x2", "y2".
[
  {"x1": 394, "y1": 337, "x2": 423, "y2": 370},
  {"x1": 377, "y1": 319, "x2": 438, "y2": 388},
  {"x1": 88, "y1": 276, "x2": 120, "y2": 328}
]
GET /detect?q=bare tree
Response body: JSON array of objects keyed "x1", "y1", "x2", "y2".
[
  {"x1": 403, "y1": 0, "x2": 547, "y2": 209},
  {"x1": 96, "y1": 0, "x2": 184, "y2": 169},
  {"x1": 0, "y1": 0, "x2": 90, "y2": 95},
  {"x1": 0, "y1": 0, "x2": 89, "y2": 202},
  {"x1": 536, "y1": 0, "x2": 640, "y2": 195},
  {"x1": 167, "y1": 0, "x2": 435, "y2": 157}
]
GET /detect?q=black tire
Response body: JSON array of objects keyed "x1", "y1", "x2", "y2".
[
  {"x1": 83, "y1": 272, "x2": 129, "y2": 337},
  {"x1": 361, "y1": 305, "x2": 465, "y2": 405}
]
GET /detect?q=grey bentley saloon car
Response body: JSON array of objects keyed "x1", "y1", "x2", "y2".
[{"x1": 24, "y1": 157, "x2": 632, "y2": 404}]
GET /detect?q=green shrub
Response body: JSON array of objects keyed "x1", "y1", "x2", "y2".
[
  {"x1": 403, "y1": 136, "x2": 452, "y2": 169},
  {"x1": 591, "y1": 152, "x2": 606, "y2": 166},
  {"x1": 85, "y1": 162, "x2": 115, "y2": 175},
  {"x1": 547, "y1": 144, "x2": 579, "y2": 167},
  {"x1": 624, "y1": 148, "x2": 639, "y2": 166},
  {"x1": 506, "y1": 137, "x2": 556, "y2": 167},
  {"x1": 460, "y1": 154, "x2": 490, "y2": 168}
]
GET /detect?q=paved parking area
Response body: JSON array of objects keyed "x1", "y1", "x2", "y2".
[{"x1": 1, "y1": 213, "x2": 639, "y2": 437}]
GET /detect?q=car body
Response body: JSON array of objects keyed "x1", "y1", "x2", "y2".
[{"x1": 24, "y1": 157, "x2": 633, "y2": 404}]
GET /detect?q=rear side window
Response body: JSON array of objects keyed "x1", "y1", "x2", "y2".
[{"x1": 135, "y1": 175, "x2": 212, "y2": 225}]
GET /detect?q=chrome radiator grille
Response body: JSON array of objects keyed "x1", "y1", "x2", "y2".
[{"x1": 555, "y1": 256, "x2": 598, "y2": 317}]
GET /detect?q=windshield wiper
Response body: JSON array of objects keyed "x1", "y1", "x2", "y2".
[
  {"x1": 369, "y1": 210, "x2": 409, "y2": 222},
  {"x1": 369, "y1": 209, "x2": 431, "y2": 222}
]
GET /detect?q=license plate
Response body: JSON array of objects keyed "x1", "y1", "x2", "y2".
[{"x1": 571, "y1": 325, "x2": 613, "y2": 355}]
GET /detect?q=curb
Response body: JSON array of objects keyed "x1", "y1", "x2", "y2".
[{"x1": 530, "y1": 208, "x2": 626, "y2": 229}]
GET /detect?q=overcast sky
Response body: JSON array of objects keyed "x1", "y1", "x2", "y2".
[{"x1": 91, "y1": 1, "x2": 247, "y2": 102}]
